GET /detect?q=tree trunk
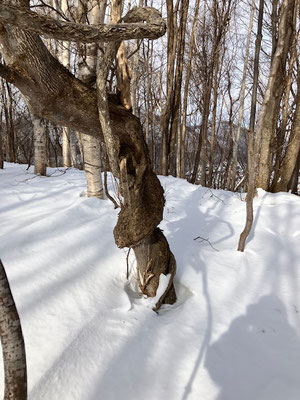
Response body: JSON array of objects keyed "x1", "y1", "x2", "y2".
[
  {"x1": 0, "y1": 259, "x2": 27, "y2": 400},
  {"x1": 31, "y1": 112, "x2": 47, "y2": 176},
  {"x1": 238, "y1": 0, "x2": 264, "y2": 252},
  {"x1": 272, "y1": 86, "x2": 300, "y2": 192},
  {"x1": 257, "y1": 0, "x2": 296, "y2": 190},
  {"x1": 181, "y1": 0, "x2": 200, "y2": 179},
  {"x1": 0, "y1": 121, "x2": 3, "y2": 169},
  {"x1": 60, "y1": 0, "x2": 71, "y2": 167},
  {"x1": 76, "y1": 0, "x2": 105, "y2": 199}
]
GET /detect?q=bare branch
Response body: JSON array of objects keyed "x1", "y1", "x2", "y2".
[{"x1": 0, "y1": 4, "x2": 166, "y2": 43}]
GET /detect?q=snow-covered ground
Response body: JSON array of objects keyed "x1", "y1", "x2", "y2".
[{"x1": 0, "y1": 162, "x2": 300, "y2": 400}]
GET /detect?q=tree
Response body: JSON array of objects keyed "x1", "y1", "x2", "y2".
[
  {"x1": 256, "y1": 0, "x2": 296, "y2": 190},
  {"x1": 238, "y1": 0, "x2": 264, "y2": 252},
  {"x1": 0, "y1": 2, "x2": 176, "y2": 307},
  {"x1": 0, "y1": 259, "x2": 27, "y2": 400}
]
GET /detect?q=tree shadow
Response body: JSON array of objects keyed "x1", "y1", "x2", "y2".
[{"x1": 205, "y1": 295, "x2": 300, "y2": 400}]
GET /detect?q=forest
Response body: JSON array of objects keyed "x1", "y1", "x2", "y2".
[{"x1": 0, "y1": 0, "x2": 299, "y2": 399}]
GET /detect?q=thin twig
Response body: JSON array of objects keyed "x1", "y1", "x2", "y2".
[
  {"x1": 193, "y1": 236, "x2": 219, "y2": 252},
  {"x1": 104, "y1": 169, "x2": 119, "y2": 209},
  {"x1": 126, "y1": 248, "x2": 131, "y2": 280},
  {"x1": 203, "y1": 189, "x2": 225, "y2": 204}
]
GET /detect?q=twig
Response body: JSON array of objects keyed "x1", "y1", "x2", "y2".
[
  {"x1": 193, "y1": 236, "x2": 219, "y2": 252},
  {"x1": 47, "y1": 167, "x2": 71, "y2": 177},
  {"x1": 104, "y1": 169, "x2": 119, "y2": 209},
  {"x1": 126, "y1": 248, "x2": 131, "y2": 280},
  {"x1": 203, "y1": 189, "x2": 225, "y2": 204}
]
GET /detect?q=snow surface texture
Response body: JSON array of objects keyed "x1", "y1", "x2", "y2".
[{"x1": 0, "y1": 163, "x2": 300, "y2": 400}]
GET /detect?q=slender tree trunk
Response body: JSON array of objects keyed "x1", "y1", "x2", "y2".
[
  {"x1": 0, "y1": 259, "x2": 27, "y2": 400},
  {"x1": 78, "y1": 0, "x2": 105, "y2": 199},
  {"x1": 160, "y1": 0, "x2": 178, "y2": 175},
  {"x1": 59, "y1": 0, "x2": 73, "y2": 168},
  {"x1": 181, "y1": 0, "x2": 200, "y2": 179},
  {"x1": 169, "y1": 0, "x2": 189, "y2": 176},
  {"x1": 1, "y1": 81, "x2": 15, "y2": 163},
  {"x1": 238, "y1": 0, "x2": 264, "y2": 252}
]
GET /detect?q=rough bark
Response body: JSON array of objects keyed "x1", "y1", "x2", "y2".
[
  {"x1": 0, "y1": 259, "x2": 27, "y2": 400},
  {"x1": 0, "y1": 4, "x2": 166, "y2": 42}
]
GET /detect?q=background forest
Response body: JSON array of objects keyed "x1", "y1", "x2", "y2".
[{"x1": 1, "y1": 0, "x2": 299, "y2": 196}]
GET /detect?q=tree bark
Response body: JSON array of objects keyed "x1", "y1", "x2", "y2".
[
  {"x1": 31, "y1": 112, "x2": 47, "y2": 176},
  {"x1": 0, "y1": 259, "x2": 27, "y2": 400}
]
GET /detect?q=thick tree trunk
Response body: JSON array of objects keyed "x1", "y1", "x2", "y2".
[{"x1": 0, "y1": 259, "x2": 27, "y2": 400}]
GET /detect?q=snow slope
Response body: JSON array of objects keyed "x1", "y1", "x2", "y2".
[{"x1": 0, "y1": 162, "x2": 300, "y2": 400}]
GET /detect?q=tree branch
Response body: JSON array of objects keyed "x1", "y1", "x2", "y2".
[{"x1": 0, "y1": 4, "x2": 166, "y2": 43}]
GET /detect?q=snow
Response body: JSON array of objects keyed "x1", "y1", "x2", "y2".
[{"x1": 0, "y1": 162, "x2": 300, "y2": 400}]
